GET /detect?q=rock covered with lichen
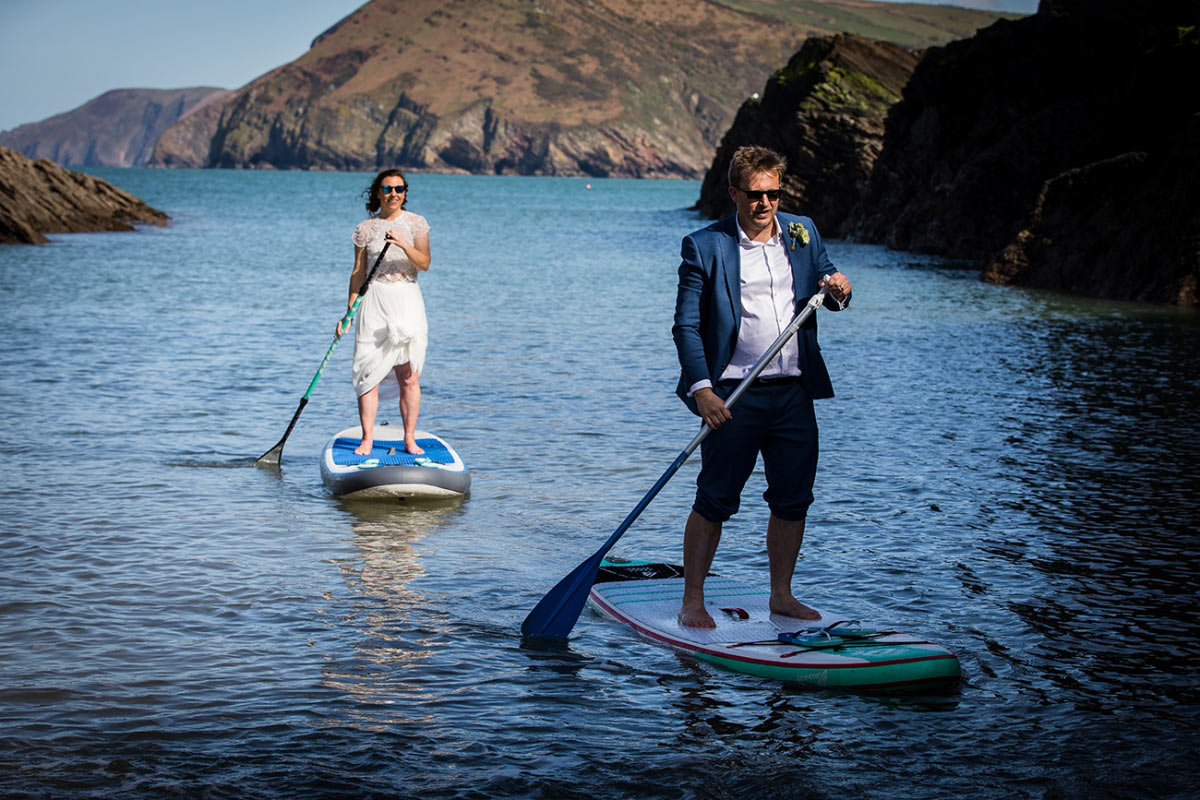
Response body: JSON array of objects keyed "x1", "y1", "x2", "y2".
[{"x1": 693, "y1": 33, "x2": 921, "y2": 233}]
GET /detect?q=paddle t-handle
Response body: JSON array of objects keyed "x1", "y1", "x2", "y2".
[
  {"x1": 520, "y1": 286, "x2": 831, "y2": 640},
  {"x1": 255, "y1": 242, "x2": 392, "y2": 467}
]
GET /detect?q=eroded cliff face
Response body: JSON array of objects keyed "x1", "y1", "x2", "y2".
[
  {"x1": 693, "y1": 33, "x2": 920, "y2": 233},
  {"x1": 0, "y1": 146, "x2": 167, "y2": 245},
  {"x1": 982, "y1": 125, "x2": 1200, "y2": 307},
  {"x1": 149, "y1": 0, "x2": 1008, "y2": 177},
  {"x1": 841, "y1": 0, "x2": 1199, "y2": 306},
  {"x1": 152, "y1": 0, "x2": 797, "y2": 177}
]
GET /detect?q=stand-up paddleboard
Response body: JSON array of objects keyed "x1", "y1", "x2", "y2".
[
  {"x1": 320, "y1": 422, "x2": 470, "y2": 499},
  {"x1": 588, "y1": 558, "x2": 960, "y2": 691}
]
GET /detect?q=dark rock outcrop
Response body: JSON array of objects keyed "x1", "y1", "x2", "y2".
[
  {"x1": 0, "y1": 88, "x2": 229, "y2": 167},
  {"x1": 842, "y1": 0, "x2": 1200, "y2": 306},
  {"x1": 0, "y1": 146, "x2": 167, "y2": 245},
  {"x1": 693, "y1": 33, "x2": 920, "y2": 233},
  {"x1": 150, "y1": 0, "x2": 1010, "y2": 177},
  {"x1": 982, "y1": 128, "x2": 1200, "y2": 307}
]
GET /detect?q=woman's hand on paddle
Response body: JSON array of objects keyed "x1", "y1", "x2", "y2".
[
  {"x1": 384, "y1": 229, "x2": 413, "y2": 251},
  {"x1": 694, "y1": 387, "x2": 731, "y2": 430},
  {"x1": 335, "y1": 313, "x2": 352, "y2": 338}
]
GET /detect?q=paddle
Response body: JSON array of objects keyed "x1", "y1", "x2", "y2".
[
  {"x1": 255, "y1": 242, "x2": 391, "y2": 467},
  {"x1": 521, "y1": 286, "x2": 831, "y2": 640}
]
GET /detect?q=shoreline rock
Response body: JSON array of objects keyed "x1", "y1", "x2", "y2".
[
  {"x1": 693, "y1": 33, "x2": 920, "y2": 232},
  {"x1": 841, "y1": 0, "x2": 1199, "y2": 306},
  {"x1": 0, "y1": 145, "x2": 168, "y2": 245}
]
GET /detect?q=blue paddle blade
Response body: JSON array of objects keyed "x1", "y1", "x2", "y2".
[{"x1": 521, "y1": 553, "x2": 604, "y2": 640}]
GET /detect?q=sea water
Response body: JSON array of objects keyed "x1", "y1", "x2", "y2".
[{"x1": 0, "y1": 169, "x2": 1197, "y2": 798}]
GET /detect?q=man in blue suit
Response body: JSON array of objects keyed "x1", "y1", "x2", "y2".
[{"x1": 672, "y1": 146, "x2": 852, "y2": 628}]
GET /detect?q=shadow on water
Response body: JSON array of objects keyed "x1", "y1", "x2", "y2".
[
  {"x1": 991, "y1": 313, "x2": 1200, "y2": 706},
  {"x1": 517, "y1": 635, "x2": 599, "y2": 680},
  {"x1": 335, "y1": 493, "x2": 469, "y2": 527},
  {"x1": 165, "y1": 454, "x2": 262, "y2": 468}
]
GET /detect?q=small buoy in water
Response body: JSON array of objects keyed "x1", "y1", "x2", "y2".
[{"x1": 586, "y1": 183, "x2": 592, "y2": 189}]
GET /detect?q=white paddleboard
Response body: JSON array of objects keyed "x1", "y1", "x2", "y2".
[
  {"x1": 588, "y1": 558, "x2": 960, "y2": 691},
  {"x1": 320, "y1": 423, "x2": 470, "y2": 499}
]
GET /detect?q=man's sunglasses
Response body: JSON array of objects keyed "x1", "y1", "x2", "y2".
[
  {"x1": 734, "y1": 187, "x2": 782, "y2": 202},
  {"x1": 381, "y1": 185, "x2": 408, "y2": 194}
]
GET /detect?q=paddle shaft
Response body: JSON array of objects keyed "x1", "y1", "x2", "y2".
[
  {"x1": 256, "y1": 242, "x2": 391, "y2": 466},
  {"x1": 589, "y1": 287, "x2": 828, "y2": 559},
  {"x1": 521, "y1": 287, "x2": 829, "y2": 639}
]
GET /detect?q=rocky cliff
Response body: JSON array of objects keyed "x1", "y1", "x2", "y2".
[
  {"x1": 841, "y1": 0, "x2": 1199, "y2": 306},
  {"x1": 0, "y1": 146, "x2": 167, "y2": 245},
  {"x1": 149, "y1": 98, "x2": 229, "y2": 169},
  {"x1": 150, "y1": 0, "x2": 1010, "y2": 177},
  {"x1": 693, "y1": 33, "x2": 920, "y2": 233},
  {"x1": 0, "y1": 88, "x2": 229, "y2": 168}
]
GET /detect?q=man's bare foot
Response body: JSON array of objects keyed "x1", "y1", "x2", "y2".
[
  {"x1": 404, "y1": 437, "x2": 425, "y2": 455},
  {"x1": 354, "y1": 438, "x2": 374, "y2": 456},
  {"x1": 678, "y1": 599, "x2": 716, "y2": 628},
  {"x1": 769, "y1": 594, "x2": 820, "y2": 620}
]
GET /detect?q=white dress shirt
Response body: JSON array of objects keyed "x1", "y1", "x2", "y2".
[{"x1": 688, "y1": 216, "x2": 799, "y2": 395}]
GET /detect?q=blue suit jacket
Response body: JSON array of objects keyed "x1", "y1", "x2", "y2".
[{"x1": 672, "y1": 212, "x2": 844, "y2": 414}]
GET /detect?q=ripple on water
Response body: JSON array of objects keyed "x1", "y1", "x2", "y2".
[{"x1": 1, "y1": 174, "x2": 1197, "y2": 798}]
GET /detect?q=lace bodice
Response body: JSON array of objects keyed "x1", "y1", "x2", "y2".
[{"x1": 352, "y1": 213, "x2": 430, "y2": 283}]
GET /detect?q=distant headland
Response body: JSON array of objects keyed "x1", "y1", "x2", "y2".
[{"x1": 0, "y1": 88, "x2": 230, "y2": 169}]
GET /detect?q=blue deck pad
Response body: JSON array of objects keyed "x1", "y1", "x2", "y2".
[{"x1": 330, "y1": 437, "x2": 454, "y2": 467}]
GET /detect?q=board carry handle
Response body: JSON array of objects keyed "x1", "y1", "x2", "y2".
[
  {"x1": 520, "y1": 287, "x2": 831, "y2": 641},
  {"x1": 255, "y1": 242, "x2": 391, "y2": 467}
]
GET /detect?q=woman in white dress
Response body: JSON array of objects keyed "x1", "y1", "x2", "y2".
[{"x1": 336, "y1": 169, "x2": 431, "y2": 456}]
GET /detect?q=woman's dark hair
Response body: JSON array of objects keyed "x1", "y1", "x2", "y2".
[{"x1": 364, "y1": 169, "x2": 409, "y2": 214}]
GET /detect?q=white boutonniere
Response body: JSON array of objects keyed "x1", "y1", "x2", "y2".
[{"x1": 787, "y1": 221, "x2": 809, "y2": 249}]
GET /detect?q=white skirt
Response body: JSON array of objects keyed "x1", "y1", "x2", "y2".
[{"x1": 352, "y1": 279, "x2": 427, "y2": 397}]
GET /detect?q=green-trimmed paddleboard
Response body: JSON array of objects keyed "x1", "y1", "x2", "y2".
[{"x1": 588, "y1": 558, "x2": 960, "y2": 691}]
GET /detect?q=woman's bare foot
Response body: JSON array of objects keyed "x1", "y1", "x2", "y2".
[
  {"x1": 404, "y1": 437, "x2": 425, "y2": 456},
  {"x1": 678, "y1": 598, "x2": 716, "y2": 628},
  {"x1": 354, "y1": 438, "x2": 374, "y2": 456},
  {"x1": 769, "y1": 593, "x2": 820, "y2": 620}
]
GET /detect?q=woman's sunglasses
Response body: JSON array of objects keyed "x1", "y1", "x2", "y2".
[{"x1": 381, "y1": 185, "x2": 408, "y2": 194}]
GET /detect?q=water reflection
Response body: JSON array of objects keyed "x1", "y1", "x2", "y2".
[{"x1": 320, "y1": 498, "x2": 466, "y2": 732}]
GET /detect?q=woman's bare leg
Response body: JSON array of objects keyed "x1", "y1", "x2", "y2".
[
  {"x1": 395, "y1": 363, "x2": 424, "y2": 455},
  {"x1": 355, "y1": 386, "x2": 379, "y2": 455}
]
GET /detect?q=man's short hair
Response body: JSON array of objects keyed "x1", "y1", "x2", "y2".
[{"x1": 727, "y1": 146, "x2": 787, "y2": 188}]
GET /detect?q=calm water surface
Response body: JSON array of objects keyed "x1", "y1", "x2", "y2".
[{"x1": 1, "y1": 170, "x2": 1197, "y2": 799}]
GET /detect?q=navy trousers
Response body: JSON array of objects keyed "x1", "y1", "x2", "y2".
[{"x1": 692, "y1": 379, "x2": 819, "y2": 523}]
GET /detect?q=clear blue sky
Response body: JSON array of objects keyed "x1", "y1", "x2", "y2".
[
  {"x1": 0, "y1": 0, "x2": 1038, "y2": 134},
  {"x1": 0, "y1": 0, "x2": 366, "y2": 132}
]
